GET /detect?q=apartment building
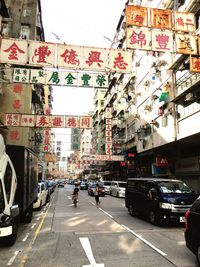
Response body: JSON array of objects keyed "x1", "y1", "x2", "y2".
[
  {"x1": 0, "y1": 0, "x2": 54, "y2": 157},
  {"x1": 99, "y1": 0, "x2": 200, "y2": 190}
]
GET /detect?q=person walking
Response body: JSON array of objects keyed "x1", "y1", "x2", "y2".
[{"x1": 94, "y1": 183, "x2": 100, "y2": 206}]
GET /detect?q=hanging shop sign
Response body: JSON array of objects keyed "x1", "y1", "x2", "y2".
[
  {"x1": 125, "y1": 6, "x2": 198, "y2": 55},
  {"x1": 126, "y1": 5, "x2": 148, "y2": 27},
  {"x1": 127, "y1": 29, "x2": 197, "y2": 54},
  {"x1": 43, "y1": 129, "x2": 51, "y2": 152},
  {"x1": 3, "y1": 113, "x2": 92, "y2": 129},
  {"x1": 71, "y1": 128, "x2": 80, "y2": 151},
  {"x1": 190, "y1": 56, "x2": 200, "y2": 73},
  {"x1": 174, "y1": 12, "x2": 196, "y2": 32},
  {"x1": 13, "y1": 68, "x2": 108, "y2": 88},
  {"x1": 126, "y1": 6, "x2": 195, "y2": 31},
  {"x1": 83, "y1": 154, "x2": 124, "y2": 161},
  {"x1": 175, "y1": 34, "x2": 197, "y2": 55},
  {"x1": 0, "y1": 38, "x2": 133, "y2": 73},
  {"x1": 105, "y1": 107, "x2": 112, "y2": 155},
  {"x1": 150, "y1": 8, "x2": 172, "y2": 29}
]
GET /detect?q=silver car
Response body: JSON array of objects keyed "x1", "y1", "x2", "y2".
[
  {"x1": 102, "y1": 181, "x2": 112, "y2": 194},
  {"x1": 110, "y1": 181, "x2": 126, "y2": 198}
]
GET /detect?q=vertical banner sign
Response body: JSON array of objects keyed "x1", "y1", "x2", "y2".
[
  {"x1": 71, "y1": 128, "x2": 80, "y2": 150},
  {"x1": 105, "y1": 108, "x2": 112, "y2": 156}
]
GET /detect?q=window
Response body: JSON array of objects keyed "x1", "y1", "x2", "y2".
[
  {"x1": 4, "y1": 163, "x2": 12, "y2": 203},
  {"x1": 158, "y1": 181, "x2": 192, "y2": 194},
  {"x1": 23, "y1": 9, "x2": 31, "y2": 17},
  {"x1": 1, "y1": 23, "x2": 10, "y2": 37},
  {"x1": 20, "y1": 25, "x2": 30, "y2": 39}
]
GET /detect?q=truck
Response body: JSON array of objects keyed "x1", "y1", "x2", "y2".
[{"x1": 0, "y1": 134, "x2": 38, "y2": 245}]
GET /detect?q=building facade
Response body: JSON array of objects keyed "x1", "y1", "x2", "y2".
[
  {"x1": 95, "y1": 0, "x2": 200, "y2": 191},
  {"x1": 0, "y1": 0, "x2": 54, "y2": 177}
]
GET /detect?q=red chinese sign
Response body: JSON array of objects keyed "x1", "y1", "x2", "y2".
[
  {"x1": 174, "y1": 11, "x2": 196, "y2": 32},
  {"x1": 0, "y1": 38, "x2": 133, "y2": 73},
  {"x1": 190, "y1": 56, "x2": 200, "y2": 73},
  {"x1": 126, "y1": 5, "x2": 148, "y2": 27},
  {"x1": 151, "y1": 8, "x2": 172, "y2": 29},
  {"x1": 152, "y1": 30, "x2": 174, "y2": 52},
  {"x1": 0, "y1": 39, "x2": 27, "y2": 64},
  {"x1": 4, "y1": 114, "x2": 92, "y2": 129},
  {"x1": 126, "y1": 28, "x2": 151, "y2": 50}
]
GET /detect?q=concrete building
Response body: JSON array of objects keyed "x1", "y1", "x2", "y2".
[
  {"x1": 0, "y1": 0, "x2": 54, "y2": 155},
  {"x1": 92, "y1": 88, "x2": 107, "y2": 154},
  {"x1": 98, "y1": 0, "x2": 200, "y2": 191}
]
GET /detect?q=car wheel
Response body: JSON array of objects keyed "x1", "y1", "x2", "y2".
[
  {"x1": 149, "y1": 210, "x2": 158, "y2": 225},
  {"x1": 117, "y1": 192, "x2": 119, "y2": 198},
  {"x1": 196, "y1": 244, "x2": 200, "y2": 266},
  {"x1": 3, "y1": 220, "x2": 18, "y2": 246},
  {"x1": 128, "y1": 204, "x2": 135, "y2": 216}
]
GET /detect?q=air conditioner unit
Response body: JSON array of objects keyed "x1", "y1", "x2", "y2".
[
  {"x1": 185, "y1": 92, "x2": 194, "y2": 101},
  {"x1": 144, "y1": 80, "x2": 150, "y2": 86},
  {"x1": 144, "y1": 105, "x2": 152, "y2": 111}
]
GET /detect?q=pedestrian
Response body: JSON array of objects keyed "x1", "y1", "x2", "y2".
[
  {"x1": 72, "y1": 183, "x2": 79, "y2": 207},
  {"x1": 94, "y1": 183, "x2": 100, "y2": 206}
]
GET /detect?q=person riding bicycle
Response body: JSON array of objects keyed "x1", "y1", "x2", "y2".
[{"x1": 72, "y1": 183, "x2": 79, "y2": 206}]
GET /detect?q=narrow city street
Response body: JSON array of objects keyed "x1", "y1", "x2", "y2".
[{"x1": 0, "y1": 185, "x2": 197, "y2": 267}]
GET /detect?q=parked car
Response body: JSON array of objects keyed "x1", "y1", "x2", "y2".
[
  {"x1": 185, "y1": 196, "x2": 200, "y2": 266},
  {"x1": 88, "y1": 183, "x2": 105, "y2": 196},
  {"x1": 110, "y1": 181, "x2": 126, "y2": 197},
  {"x1": 125, "y1": 178, "x2": 197, "y2": 225},
  {"x1": 57, "y1": 179, "x2": 65, "y2": 187},
  {"x1": 46, "y1": 180, "x2": 56, "y2": 193},
  {"x1": 33, "y1": 182, "x2": 49, "y2": 210},
  {"x1": 102, "y1": 181, "x2": 112, "y2": 194},
  {"x1": 80, "y1": 181, "x2": 88, "y2": 190}
]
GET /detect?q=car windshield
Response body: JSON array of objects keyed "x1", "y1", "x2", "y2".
[
  {"x1": 158, "y1": 181, "x2": 192, "y2": 194},
  {"x1": 118, "y1": 183, "x2": 126, "y2": 188},
  {"x1": 0, "y1": 181, "x2": 5, "y2": 212},
  {"x1": 103, "y1": 182, "x2": 111, "y2": 186},
  {"x1": 91, "y1": 183, "x2": 104, "y2": 188}
]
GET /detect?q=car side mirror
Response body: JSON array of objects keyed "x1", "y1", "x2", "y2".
[{"x1": 10, "y1": 204, "x2": 19, "y2": 217}]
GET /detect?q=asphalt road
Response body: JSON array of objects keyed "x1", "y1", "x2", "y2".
[{"x1": 0, "y1": 185, "x2": 198, "y2": 267}]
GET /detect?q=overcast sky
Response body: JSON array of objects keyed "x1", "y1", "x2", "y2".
[{"x1": 40, "y1": 0, "x2": 127, "y2": 155}]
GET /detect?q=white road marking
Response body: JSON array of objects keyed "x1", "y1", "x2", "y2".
[
  {"x1": 98, "y1": 208, "x2": 113, "y2": 218},
  {"x1": 121, "y1": 224, "x2": 167, "y2": 256},
  {"x1": 31, "y1": 223, "x2": 36, "y2": 229},
  {"x1": 7, "y1": 250, "x2": 20, "y2": 266},
  {"x1": 22, "y1": 233, "x2": 30, "y2": 242},
  {"x1": 36, "y1": 217, "x2": 40, "y2": 221},
  {"x1": 79, "y1": 237, "x2": 105, "y2": 267},
  {"x1": 97, "y1": 207, "x2": 167, "y2": 257}
]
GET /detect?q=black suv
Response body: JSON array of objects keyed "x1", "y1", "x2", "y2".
[{"x1": 185, "y1": 196, "x2": 200, "y2": 266}]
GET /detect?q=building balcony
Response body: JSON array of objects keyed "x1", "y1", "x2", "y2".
[{"x1": 172, "y1": 72, "x2": 200, "y2": 103}]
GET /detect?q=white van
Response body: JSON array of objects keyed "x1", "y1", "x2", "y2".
[
  {"x1": 33, "y1": 182, "x2": 49, "y2": 210},
  {"x1": 110, "y1": 181, "x2": 126, "y2": 197}
]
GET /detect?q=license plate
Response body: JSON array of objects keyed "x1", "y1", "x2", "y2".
[{"x1": 180, "y1": 216, "x2": 185, "y2": 223}]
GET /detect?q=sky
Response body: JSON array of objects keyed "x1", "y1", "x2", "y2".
[{"x1": 40, "y1": 0, "x2": 127, "y2": 156}]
